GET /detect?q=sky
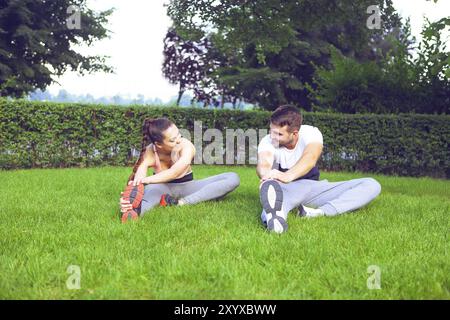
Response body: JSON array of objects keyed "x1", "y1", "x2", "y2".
[{"x1": 46, "y1": 0, "x2": 450, "y2": 102}]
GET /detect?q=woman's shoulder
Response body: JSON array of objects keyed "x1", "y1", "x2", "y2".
[
  {"x1": 142, "y1": 144, "x2": 156, "y2": 164},
  {"x1": 179, "y1": 138, "x2": 196, "y2": 155}
]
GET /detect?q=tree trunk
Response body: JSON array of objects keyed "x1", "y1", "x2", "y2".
[
  {"x1": 220, "y1": 89, "x2": 225, "y2": 109},
  {"x1": 238, "y1": 98, "x2": 243, "y2": 109},
  {"x1": 176, "y1": 87, "x2": 184, "y2": 107}
]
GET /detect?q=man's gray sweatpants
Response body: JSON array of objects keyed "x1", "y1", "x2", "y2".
[
  {"x1": 140, "y1": 172, "x2": 240, "y2": 215},
  {"x1": 261, "y1": 177, "x2": 381, "y2": 223}
]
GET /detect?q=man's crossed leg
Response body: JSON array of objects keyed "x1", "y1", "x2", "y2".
[{"x1": 260, "y1": 177, "x2": 381, "y2": 233}]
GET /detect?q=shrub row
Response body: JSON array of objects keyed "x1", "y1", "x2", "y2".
[{"x1": 1, "y1": 99, "x2": 449, "y2": 178}]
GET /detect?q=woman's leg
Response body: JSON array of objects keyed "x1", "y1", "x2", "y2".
[
  {"x1": 169, "y1": 172, "x2": 240, "y2": 205},
  {"x1": 140, "y1": 183, "x2": 171, "y2": 215}
]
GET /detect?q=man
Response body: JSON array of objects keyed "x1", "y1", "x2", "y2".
[{"x1": 257, "y1": 105, "x2": 381, "y2": 233}]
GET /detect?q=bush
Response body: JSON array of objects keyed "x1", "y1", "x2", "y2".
[
  {"x1": 311, "y1": 49, "x2": 426, "y2": 114},
  {"x1": 311, "y1": 19, "x2": 450, "y2": 115},
  {"x1": 1, "y1": 99, "x2": 449, "y2": 178}
]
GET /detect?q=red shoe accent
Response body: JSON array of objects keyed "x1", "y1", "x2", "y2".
[
  {"x1": 120, "y1": 183, "x2": 144, "y2": 223},
  {"x1": 160, "y1": 194, "x2": 168, "y2": 207},
  {"x1": 122, "y1": 184, "x2": 144, "y2": 209},
  {"x1": 121, "y1": 209, "x2": 139, "y2": 223}
]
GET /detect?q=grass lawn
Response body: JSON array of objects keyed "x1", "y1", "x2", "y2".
[{"x1": 0, "y1": 165, "x2": 448, "y2": 299}]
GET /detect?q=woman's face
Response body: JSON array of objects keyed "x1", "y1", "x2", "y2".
[{"x1": 158, "y1": 124, "x2": 182, "y2": 151}]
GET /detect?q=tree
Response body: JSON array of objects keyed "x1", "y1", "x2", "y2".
[
  {"x1": 167, "y1": 0, "x2": 408, "y2": 110},
  {"x1": 412, "y1": 17, "x2": 450, "y2": 113},
  {"x1": 0, "y1": 0, "x2": 113, "y2": 98},
  {"x1": 162, "y1": 29, "x2": 232, "y2": 108},
  {"x1": 162, "y1": 29, "x2": 207, "y2": 106},
  {"x1": 311, "y1": 17, "x2": 449, "y2": 114}
]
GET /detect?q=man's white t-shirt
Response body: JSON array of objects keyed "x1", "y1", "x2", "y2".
[{"x1": 258, "y1": 125, "x2": 323, "y2": 170}]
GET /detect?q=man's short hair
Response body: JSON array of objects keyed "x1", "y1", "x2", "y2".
[{"x1": 270, "y1": 105, "x2": 302, "y2": 132}]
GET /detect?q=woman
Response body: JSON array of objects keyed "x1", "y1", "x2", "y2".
[{"x1": 119, "y1": 117, "x2": 240, "y2": 222}]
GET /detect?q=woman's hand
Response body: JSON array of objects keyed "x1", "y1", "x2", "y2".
[{"x1": 132, "y1": 176, "x2": 152, "y2": 185}]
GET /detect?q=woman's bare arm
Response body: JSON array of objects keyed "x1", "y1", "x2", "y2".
[
  {"x1": 132, "y1": 147, "x2": 155, "y2": 185},
  {"x1": 140, "y1": 139, "x2": 195, "y2": 184}
]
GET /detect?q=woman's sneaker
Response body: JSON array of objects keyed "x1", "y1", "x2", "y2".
[
  {"x1": 121, "y1": 208, "x2": 139, "y2": 223},
  {"x1": 160, "y1": 194, "x2": 179, "y2": 207},
  {"x1": 120, "y1": 183, "x2": 145, "y2": 223},
  {"x1": 259, "y1": 180, "x2": 288, "y2": 233}
]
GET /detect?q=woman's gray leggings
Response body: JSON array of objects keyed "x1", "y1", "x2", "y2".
[
  {"x1": 140, "y1": 172, "x2": 240, "y2": 215},
  {"x1": 261, "y1": 177, "x2": 382, "y2": 223}
]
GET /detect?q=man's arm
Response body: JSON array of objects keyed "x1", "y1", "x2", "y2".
[
  {"x1": 256, "y1": 150, "x2": 275, "y2": 179},
  {"x1": 284, "y1": 142, "x2": 323, "y2": 182},
  {"x1": 141, "y1": 140, "x2": 195, "y2": 184}
]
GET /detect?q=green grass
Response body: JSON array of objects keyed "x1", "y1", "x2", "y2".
[{"x1": 0, "y1": 165, "x2": 448, "y2": 299}]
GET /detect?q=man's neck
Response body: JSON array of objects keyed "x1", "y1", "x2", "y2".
[{"x1": 284, "y1": 135, "x2": 299, "y2": 150}]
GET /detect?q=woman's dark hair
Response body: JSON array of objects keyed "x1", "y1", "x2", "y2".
[{"x1": 128, "y1": 118, "x2": 173, "y2": 182}]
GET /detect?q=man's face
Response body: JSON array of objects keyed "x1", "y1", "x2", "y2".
[{"x1": 269, "y1": 123, "x2": 298, "y2": 147}]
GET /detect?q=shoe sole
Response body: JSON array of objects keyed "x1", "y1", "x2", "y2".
[
  {"x1": 260, "y1": 180, "x2": 288, "y2": 233},
  {"x1": 120, "y1": 184, "x2": 144, "y2": 223},
  {"x1": 122, "y1": 184, "x2": 144, "y2": 208},
  {"x1": 120, "y1": 209, "x2": 139, "y2": 223}
]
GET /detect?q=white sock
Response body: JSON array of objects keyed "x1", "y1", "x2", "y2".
[{"x1": 303, "y1": 206, "x2": 325, "y2": 218}]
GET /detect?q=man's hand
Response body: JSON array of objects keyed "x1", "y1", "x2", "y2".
[{"x1": 260, "y1": 169, "x2": 292, "y2": 184}]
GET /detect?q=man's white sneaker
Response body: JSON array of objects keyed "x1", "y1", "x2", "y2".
[
  {"x1": 260, "y1": 180, "x2": 288, "y2": 233},
  {"x1": 297, "y1": 204, "x2": 325, "y2": 218}
]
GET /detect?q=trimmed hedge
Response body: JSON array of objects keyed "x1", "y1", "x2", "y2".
[{"x1": 1, "y1": 99, "x2": 449, "y2": 178}]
